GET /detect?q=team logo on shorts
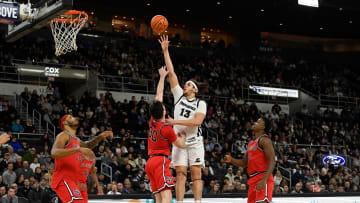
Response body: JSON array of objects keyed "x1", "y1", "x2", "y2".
[
  {"x1": 195, "y1": 158, "x2": 201, "y2": 163},
  {"x1": 166, "y1": 176, "x2": 174, "y2": 184},
  {"x1": 73, "y1": 188, "x2": 80, "y2": 196}
]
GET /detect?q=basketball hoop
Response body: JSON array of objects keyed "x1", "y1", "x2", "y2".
[{"x1": 50, "y1": 10, "x2": 88, "y2": 56}]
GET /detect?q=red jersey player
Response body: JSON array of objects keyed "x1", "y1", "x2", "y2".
[
  {"x1": 225, "y1": 117, "x2": 275, "y2": 203},
  {"x1": 51, "y1": 115, "x2": 113, "y2": 203},
  {"x1": 77, "y1": 150, "x2": 103, "y2": 202},
  {"x1": 145, "y1": 66, "x2": 186, "y2": 203}
]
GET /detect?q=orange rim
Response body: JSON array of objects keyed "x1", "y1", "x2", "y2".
[{"x1": 51, "y1": 10, "x2": 88, "y2": 23}]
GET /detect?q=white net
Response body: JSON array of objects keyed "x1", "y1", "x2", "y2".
[{"x1": 50, "y1": 11, "x2": 88, "y2": 56}]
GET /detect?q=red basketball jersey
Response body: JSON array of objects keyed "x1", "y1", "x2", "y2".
[
  {"x1": 247, "y1": 134, "x2": 269, "y2": 176},
  {"x1": 148, "y1": 117, "x2": 177, "y2": 156},
  {"x1": 79, "y1": 152, "x2": 93, "y2": 183},
  {"x1": 51, "y1": 131, "x2": 81, "y2": 189}
]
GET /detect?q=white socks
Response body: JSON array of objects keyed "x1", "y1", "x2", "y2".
[{"x1": 195, "y1": 201, "x2": 201, "y2": 203}]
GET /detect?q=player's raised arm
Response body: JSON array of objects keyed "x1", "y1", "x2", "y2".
[
  {"x1": 158, "y1": 35, "x2": 180, "y2": 90},
  {"x1": 154, "y1": 66, "x2": 168, "y2": 102},
  {"x1": 79, "y1": 131, "x2": 113, "y2": 149},
  {"x1": 224, "y1": 153, "x2": 248, "y2": 168}
]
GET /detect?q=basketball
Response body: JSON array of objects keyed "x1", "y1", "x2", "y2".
[{"x1": 151, "y1": 15, "x2": 168, "y2": 33}]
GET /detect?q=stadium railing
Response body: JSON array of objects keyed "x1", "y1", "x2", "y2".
[
  {"x1": 101, "y1": 162, "x2": 113, "y2": 183},
  {"x1": 97, "y1": 75, "x2": 156, "y2": 94}
]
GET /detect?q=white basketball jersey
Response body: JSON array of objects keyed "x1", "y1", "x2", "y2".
[{"x1": 171, "y1": 85, "x2": 207, "y2": 143}]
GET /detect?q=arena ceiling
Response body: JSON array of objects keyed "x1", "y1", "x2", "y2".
[{"x1": 76, "y1": 0, "x2": 360, "y2": 38}]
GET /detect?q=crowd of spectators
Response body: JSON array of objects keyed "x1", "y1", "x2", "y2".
[
  {"x1": 1, "y1": 32, "x2": 360, "y2": 98},
  {"x1": 0, "y1": 32, "x2": 359, "y2": 201},
  {"x1": 0, "y1": 80, "x2": 358, "y2": 201}
]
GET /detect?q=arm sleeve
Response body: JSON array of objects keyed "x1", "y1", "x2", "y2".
[
  {"x1": 171, "y1": 85, "x2": 183, "y2": 104},
  {"x1": 160, "y1": 126, "x2": 178, "y2": 143},
  {"x1": 196, "y1": 100, "x2": 207, "y2": 115}
]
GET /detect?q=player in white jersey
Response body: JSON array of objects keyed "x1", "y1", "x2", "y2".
[{"x1": 159, "y1": 35, "x2": 207, "y2": 203}]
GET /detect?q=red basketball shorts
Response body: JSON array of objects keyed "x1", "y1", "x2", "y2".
[
  {"x1": 145, "y1": 155, "x2": 175, "y2": 194},
  {"x1": 53, "y1": 178, "x2": 84, "y2": 203},
  {"x1": 247, "y1": 173, "x2": 274, "y2": 203}
]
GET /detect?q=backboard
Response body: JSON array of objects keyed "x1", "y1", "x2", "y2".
[{"x1": 3, "y1": 0, "x2": 73, "y2": 42}]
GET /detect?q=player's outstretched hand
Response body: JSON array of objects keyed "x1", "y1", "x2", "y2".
[
  {"x1": 0, "y1": 133, "x2": 10, "y2": 144},
  {"x1": 165, "y1": 116, "x2": 175, "y2": 125},
  {"x1": 158, "y1": 66, "x2": 169, "y2": 78},
  {"x1": 100, "y1": 131, "x2": 113, "y2": 140},
  {"x1": 158, "y1": 35, "x2": 169, "y2": 52},
  {"x1": 224, "y1": 154, "x2": 232, "y2": 163}
]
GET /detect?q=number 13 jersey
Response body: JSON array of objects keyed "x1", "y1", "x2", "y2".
[{"x1": 172, "y1": 85, "x2": 207, "y2": 144}]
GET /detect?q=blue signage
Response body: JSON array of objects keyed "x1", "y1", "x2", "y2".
[
  {"x1": 322, "y1": 155, "x2": 345, "y2": 166},
  {"x1": 0, "y1": 2, "x2": 20, "y2": 21}
]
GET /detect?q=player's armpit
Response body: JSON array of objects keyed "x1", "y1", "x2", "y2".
[{"x1": 51, "y1": 132, "x2": 79, "y2": 158}]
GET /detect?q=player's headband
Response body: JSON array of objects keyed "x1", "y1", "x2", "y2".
[
  {"x1": 60, "y1": 114, "x2": 70, "y2": 130},
  {"x1": 187, "y1": 81, "x2": 198, "y2": 92}
]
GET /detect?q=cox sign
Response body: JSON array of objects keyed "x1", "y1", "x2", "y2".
[
  {"x1": 322, "y1": 155, "x2": 345, "y2": 166},
  {"x1": 44, "y1": 67, "x2": 60, "y2": 77}
]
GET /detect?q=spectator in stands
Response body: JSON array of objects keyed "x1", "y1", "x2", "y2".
[
  {"x1": 28, "y1": 180, "x2": 41, "y2": 203},
  {"x1": 15, "y1": 161, "x2": 33, "y2": 179},
  {"x1": 29, "y1": 157, "x2": 40, "y2": 173},
  {"x1": 11, "y1": 119, "x2": 24, "y2": 133},
  {"x1": 22, "y1": 147, "x2": 37, "y2": 164},
  {"x1": 225, "y1": 167, "x2": 235, "y2": 184},
  {"x1": 209, "y1": 183, "x2": 220, "y2": 194},
  {"x1": 291, "y1": 182, "x2": 304, "y2": 194},
  {"x1": 0, "y1": 186, "x2": 17, "y2": 203},
  {"x1": 0, "y1": 186, "x2": 6, "y2": 198},
  {"x1": 272, "y1": 102, "x2": 281, "y2": 115},
  {"x1": 23, "y1": 119, "x2": 36, "y2": 133},
  {"x1": 136, "y1": 181, "x2": 151, "y2": 194},
  {"x1": 0, "y1": 154, "x2": 10, "y2": 173},
  {"x1": 123, "y1": 178, "x2": 134, "y2": 194},
  {"x1": 15, "y1": 174, "x2": 24, "y2": 188},
  {"x1": 209, "y1": 137, "x2": 222, "y2": 151},
  {"x1": 8, "y1": 138, "x2": 22, "y2": 153},
  {"x1": 44, "y1": 156, "x2": 54, "y2": 170},
  {"x1": 107, "y1": 184, "x2": 121, "y2": 195},
  {"x1": 282, "y1": 185, "x2": 289, "y2": 194},
  {"x1": 7, "y1": 147, "x2": 18, "y2": 163},
  {"x1": 329, "y1": 144, "x2": 339, "y2": 155},
  {"x1": 17, "y1": 178, "x2": 31, "y2": 199},
  {"x1": 274, "y1": 170, "x2": 283, "y2": 186},
  {"x1": 2, "y1": 163, "x2": 16, "y2": 187}
]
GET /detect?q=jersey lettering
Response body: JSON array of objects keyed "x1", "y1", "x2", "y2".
[
  {"x1": 149, "y1": 127, "x2": 158, "y2": 142},
  {"x1": 180, "y1": 108, "x2": 191, "y2": 118}
]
